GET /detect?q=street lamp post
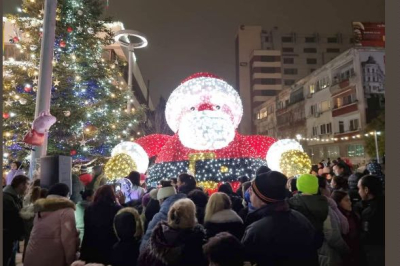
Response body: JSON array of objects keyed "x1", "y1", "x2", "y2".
[
  {"x1": 374, "y1": 131, "x2": 381, "y2": 163},
  {"x1": 114, "y1": 30, "x2": 148, "y2": 113}
]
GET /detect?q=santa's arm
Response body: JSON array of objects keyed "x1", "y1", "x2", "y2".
[{"x1": 134, "y1": 134, "x2": 172, "y2": 158}]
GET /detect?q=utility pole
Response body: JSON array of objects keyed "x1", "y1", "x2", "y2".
[{"x1": 29, "y1": 0, "x2": 58, "y2": 178}]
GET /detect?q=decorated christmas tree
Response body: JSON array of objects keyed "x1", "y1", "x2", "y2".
[{"x1": 3, "y1": 0, "x2": 145, "y2": 169}]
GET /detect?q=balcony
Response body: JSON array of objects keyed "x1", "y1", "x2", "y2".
[{"x1": 332, "y1": 101, "x2": 358, "y2": 117}]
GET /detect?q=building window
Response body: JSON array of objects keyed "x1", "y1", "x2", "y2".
[
  {"x1": 339, "y1": 121, "x2": 344, "y2": 133},
  {"x1": 307, "y1": 58, "x2": 317, "y2": 64},
  {"x1": 282, "y1": 47, "x2": 294, "y2": 53},
  {"x1": 261, "y1": 79, "x2": 279, "y2": 85},
  {"x1": 320, "y1": 100, "x2": 330, "y2": 112},
  {"x1": 284, "y1": 79, "x2": 295, "y2": 86},
  {"x1": 327, "y1": 146, "x2": 340, "y2": 158},
  {"x1": 284, "y1": 68, "x2": 298, "y2": 75},
  {"x1": 310, "y1": 104, "x2": 317, "y2": 115},
  {"x1": 304, "y1": 48, "x2": 317, "y2": 53},
  {"x1": 320, "y1": 124, "x2": 326, "y2": 135},
  {"x1": 261, "y1": 56, "x2": 277, "y2": 62},
  {"x1": 349, "y1": 119, "x2": 359, "y2": 131},
  {"x1": 264, "y1": 36, "x2": 270, "y2": 42},
  {"x1": 310, "y1": 69, "x2": 316, "y2": 73},
  {"x1": 327, "y1": 37, "x2": 338, "y2": 43},
  {"x1": 282, "y1": 36, "x2": 293, "y2": 43},
  {"x1": 312, "y1": 126, "x2": 318, "y2": 136},
  {"x1": 283, "y1": 58, "x2": 294, "y2": 64},
  {"x1": 305, "y1": 37, "x2": 316, "y2": 43},
  {"x1": 327, "y1": 48, "x2": 340, "y2": 53},
  {"x1": 319, "y1": 147, "x2": 325, "y2": 159},
  {"x1": 257, "y1": 107, "x2": 268, "y2": 120},
  {"x1": 309, "y1": 84, "x2": 315, "y2": 94},
  {"x1": 327, "y1": 123, "x2": 332, "y2": 134},
  {"x1": 260, "y1": 67, "x2": 279, "y2": 73},
  {"x1": 347, "y1": 144, "x2": 365, "y2": 157}
]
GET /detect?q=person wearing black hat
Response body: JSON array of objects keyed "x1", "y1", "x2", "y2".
[{"x1": 241, "y1": 171, "x2": 319, "y2": 266}]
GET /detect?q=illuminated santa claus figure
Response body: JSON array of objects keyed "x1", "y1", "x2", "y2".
[{"x1": 112, "y1": 73, "x2": 306, "y2": 190}]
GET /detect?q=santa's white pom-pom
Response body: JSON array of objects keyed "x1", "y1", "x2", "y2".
[
  {"x1": 111, "y1": 142, "x2": 149, "y2": 174},
  {"x1": 266, "y1": 139, "x2": 304, "y2": 172}
]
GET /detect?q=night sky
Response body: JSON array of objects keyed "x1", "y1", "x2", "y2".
[{"x1": 4, "y1": 0, "x2": 384, "y2": 105}]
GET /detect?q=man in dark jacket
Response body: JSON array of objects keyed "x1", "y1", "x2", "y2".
[
  {"x1": 288, "y1": 174, "x2": 328, "y2": 249},
  {"x1": 242, "y1": 171, "x2": 319, "y2": 266},
  {"x1": 3, "y1": 175, "x2": 29, "y2": 266},
  {"x1": 139, "y1": 186, "x2": 186, "y2": 251},
  {"x1": 356, "y1": 175, "x2": 385, "y2": 266}
]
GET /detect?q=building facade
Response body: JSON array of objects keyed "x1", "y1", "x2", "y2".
[
  {"x1": 235, "y1": 25, "x2": 353, "y2": 134},
  {"x1": 252, "y1": 47, "x2": 385, "y2": 164}
]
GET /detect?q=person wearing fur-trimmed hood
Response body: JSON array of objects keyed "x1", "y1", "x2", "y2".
[
  {"x1": 24, "y1": 183, "x2": 79, "y2": 266},
  {"x1": 204, "y1": 192, "x2": 244, "y2": 240}
]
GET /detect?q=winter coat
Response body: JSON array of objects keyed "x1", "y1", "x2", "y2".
[
  {"x1": 140, "y1": 193, "x2": 187, "y2": 252},
  {"x1": 228, "y1": 194, "x2": 244, "y2": 214},
  {"x1": 111, "y1": 208, "x2": 141, "y2": 266},
  {"x1": 287, "y1": 194, "x2": 329, "y2": 233},
  {"x1": 75, "y1": 200, "x2": 91, "y2": 244},
  {"x1": 129, "y1": 185, "x2": 145, "y2": 201},
  {"x1": 144, "y1": 198, "x2": 160, "y2": 231},
  {"x1": 204, "y1": 209, "x2": 244, "y2": 240},
  {"x1": 20, "y1": 203, "x2": 36, "y2": 261},
  {"x1": 356, "y1": 196, "x2": 385, "y2": 266},
  {"x1": 340, "y1": 209, "x2": 363, "y2": 266},
  {"x1": 318, "y1": 208, "x2": 350, "y2": 266},
  {"x1": 242, "y1": 201, "x2": 319, "y2": 266},
  {"x1": 138, "y1": 221, "x2": 207, "y2": 266},
  {"x1": 79, "y1": 202, "x2": 121, "y2": 264},
  {"x1": 3, "y1": 185, "x2": 25, "y2": 241},
  {"x1": 6, "y1": 169, "x2": 25, "y2": 185},
  {"x1": 326, "y1": 197, "x2": 349, "y2": 235},
  {"x1": 24, "y1": 196, "x2": 79, "y2": 266},
  {"x1": 71, "y1": 174, "x2": 84, "y2": 204}
]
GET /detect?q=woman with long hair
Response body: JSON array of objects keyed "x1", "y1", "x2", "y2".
[
  {"x1": 204, "y1": 192, "x2": 244, "y2": 240},
  {"x1": 79, "y1": 185, "x2": 121, "y2": 264}
]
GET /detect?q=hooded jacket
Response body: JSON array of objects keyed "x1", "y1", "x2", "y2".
[
  {"x1": 138, "y1": 221, "x2": 207, "y2": 266},
  {"x1": 287, "y1": 194, "x2": 329, "y2": 232},
  {"x1": 140, "y1": 193, "x2": 187, "y2": 251},
  {"x1": 111, "y1": 208, "x2": 141, "y2": 266},
  {"x1": 204, "y1": 209, "x2": 244, "y2": 240},
  {"x1": 24, "y1": 196, "x2": 79, "y2": 266}
]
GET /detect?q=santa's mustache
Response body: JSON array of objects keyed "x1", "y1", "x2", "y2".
[{"x1": 178, "y1": 110, "x2": 235, "y2": 150}]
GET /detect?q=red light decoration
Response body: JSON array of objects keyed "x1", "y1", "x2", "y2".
[
  {"x1": 70, "y1": 150, "x2": 77, "y2": 156},
  {"x1": 60, "y1": 40, "x2": 66, "y2": 48},
  {"x1": 3, "y1": 113, "x2": 10, "y2": 119},
  {"x1": 24, "y1": 85, "x2": 32, "y2": 92},
  {"x1": 67, "y1": 27, "x2": 73, "y2": 33},
  {"x1": 134, "y1": 134, "x2": 172, "y2": 158},
  {"x1": 181, "y1": 72, "x2": 222, "y2": 84}
]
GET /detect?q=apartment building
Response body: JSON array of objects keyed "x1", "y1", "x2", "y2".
[{"x1": 235, "y1": 25, "x2": 353, "y2": 134}]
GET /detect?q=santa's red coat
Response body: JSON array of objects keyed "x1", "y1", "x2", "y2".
[{"x1": 135, "y1": 132, "x2": 276, "y2": 163}]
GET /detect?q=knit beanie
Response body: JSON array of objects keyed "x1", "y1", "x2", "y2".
[
  {"x1": 297, "y1": 174, "x2": 319, "y2": 195},
  {"x1": 251, "y1": 171, "x2": 288, "y2": 203},
  {"x1": 157, "y1": 186, "x2": 176, "y2": 200}
]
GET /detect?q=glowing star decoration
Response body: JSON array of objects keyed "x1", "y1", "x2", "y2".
[
  {"x1": 111, "y1": 142, "x2": 149, "y2": 174},
  {"x1": 279, "y1": 150, "x2": 311, "y2": 178},
  {"x1": 266, "y1": 139, "x2": 304, "y2": 172},
  {"x1": 104, "y1": 153, "x2": 137, "y2": 181}
]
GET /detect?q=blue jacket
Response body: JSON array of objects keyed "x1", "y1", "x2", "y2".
[{"x1": 140, "y1": 193, "x2": 186, "y2": 251}]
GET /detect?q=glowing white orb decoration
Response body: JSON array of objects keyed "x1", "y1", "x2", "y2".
[
  {"x1": 178, "y1": 110, "x2": 236, "y2": 150},
  {"x1": 266, "y1": 139, "x2": 304, "y2": 172},
  {"x1": 165, "y1": 76, "x2": 243, "y2": 134},
  {"x1": 111, "y1": 141, "x2": 149, "y2": 173}
]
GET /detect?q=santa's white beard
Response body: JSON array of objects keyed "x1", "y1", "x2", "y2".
[{"x1": 178, "y1": 111, "x2": 235, "y2": 150}]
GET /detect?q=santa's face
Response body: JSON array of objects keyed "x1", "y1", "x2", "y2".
[
  {"x1": 165, "y1": 76, "x2": 243, "y2": 151},
  {"x1": 178, "y1": 107, "x2": 235, "y2": 150}
]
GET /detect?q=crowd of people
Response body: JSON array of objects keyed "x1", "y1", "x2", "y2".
[{"x1": 2, "y1": 157, "x2": 385, "y2": 266}]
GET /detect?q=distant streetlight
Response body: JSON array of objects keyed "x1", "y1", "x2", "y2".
[
  {"x1": 296, "y1": 134, "x2": 302, "y2": 141},
  {"x1": 114, "y1": 30, "x2": 148, "y2": 114}
]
